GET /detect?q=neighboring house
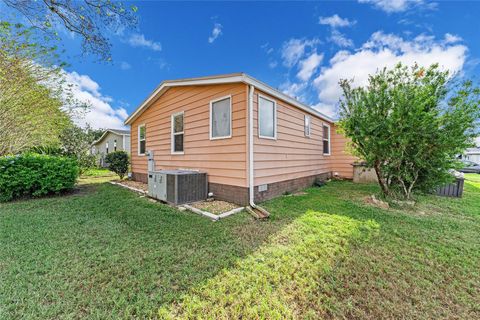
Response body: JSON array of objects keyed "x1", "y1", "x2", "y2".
[
  {"x1": 462, "y1": 148, "x2": 480, "y2": 164},
  {"x1": 124, "y1": 73, "x2": 356, "y2": 205},
  {"x1": 91, "y1": 129, "x2": 131, "y2": 167}
]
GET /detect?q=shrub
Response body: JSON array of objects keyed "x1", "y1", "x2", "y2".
[
  {"x1": 339, "y1": 63, "x2": 480, "y2": 200},
  {"x1": 0, "y1": 153, "x2": 79, "y2": 202},
  {"x1": 105, "y1": 151, "x2": 129, "y2": 179},
  {"x1": 77, "y1": 153, "x2": 97, "y2": 175}
]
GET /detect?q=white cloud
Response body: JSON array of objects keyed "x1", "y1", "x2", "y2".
[
  {"x1": 329, "y1": 30, "x2": 354, "y2": 47},
  {"x1": 280, "y1": 81, "x2": 308, "y2": 99},
  {"x1": 261, "y1": 42, "x2": 274, "y2": 55},
  {"x1": 66, "y1": 71, "x2": 100, "y2": 96},
  {"x1": 269, "y1": 61, "x2": 278, "y2": 69},
  {"x1": 65, "y1": 71, "x2": 128, "y2": 129},
  {"x1": 297, "y1": 52, "x2": 324, "y2": 81},
  {"x1": 313, "y1": 31, "x2": 468, "y2": 108},
  {"x1": 319, "y1": 14, "x2": 356, "y2": 28},
  {"x1": 128, "y1": 33, "x2": 162, "y2": 51},
  {"x1": 208, "y1": 23, "x2": 223, "y2": 43},
  {"x1": 119, "y1": 61, "x2": 131, "y2": 70},
  {"x1": 281, "y1": 38, "x2": 320, "y2": 67},
  {"x1": 312, "y1": 102, "x2": 337, "y2": 118},
  {"x1": 444, "y1": 33, "x2": 462, "y2": 44},
  {"x1": 358, "y1": 0, "x2": 432, "y2": 13}
]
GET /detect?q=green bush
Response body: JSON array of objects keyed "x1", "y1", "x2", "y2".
[
  {"x1": 77, "y1": 153, "x2": 97, "y2": 175},
  {"x1": 0, "y1": 153, "x2": 79, "y2": 202},
  {"x1": 105, "y1": 151, "x2": 129, "y2": 179}
]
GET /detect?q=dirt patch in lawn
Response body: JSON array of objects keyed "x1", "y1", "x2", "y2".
[
  {"x1": 190, "y1": 200, "x2": 240, "y2": 215},
  {"x1": 114, "y1": 179, "x2": 148, "y2": 192}
]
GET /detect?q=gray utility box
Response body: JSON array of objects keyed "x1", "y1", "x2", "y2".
[{"x1": 148, "y1": 170, "x2": 207, "y2": 205}]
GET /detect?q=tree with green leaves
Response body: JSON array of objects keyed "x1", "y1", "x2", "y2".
[
  {"x1": 59, "y1": 124, "x2": 103, "y2": 174},
  {"x1": 0, "y1": 22, "x2": 75, "y2": 156},
  {"x1": 339, "y1": 63, "x2": 480, "y2": 200},
  {"x1": 1, "y1": 0, "x2": 138, "y2": 61}
]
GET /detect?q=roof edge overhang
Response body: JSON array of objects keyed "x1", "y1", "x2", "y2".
[
  {"x1": 91, "y1": 129, "x2": 131, "y2": 146},
  {"x1": 124, "y1": 73, "x2": 335, "y2": 125}
]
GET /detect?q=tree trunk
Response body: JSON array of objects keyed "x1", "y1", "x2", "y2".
[{"x1": 374, "y1": 161, "x2": 389, "y2": 196}]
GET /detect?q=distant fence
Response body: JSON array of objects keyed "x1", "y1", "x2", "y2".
[{"x1": 436, "y1": 178, "x2": 464, "y2": 198}]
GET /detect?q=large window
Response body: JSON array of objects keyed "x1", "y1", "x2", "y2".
[
  {"x1": 258, "y1": 95, "x2": 276, "y2": 139},
  {"x1": 138, "y1": 124, "x2": 146, "y2": 155},
  {"x1": 323, "y1": 124, "x2": 330, "y2": 155},
  {"x1": 210, "y1": 96, "x2": 232, "y2": 139},
  {"x1": 171, "y1": 112, "x2": 184, "y2": 154},
  {"x1": 304, "y1": 115, "x2": 311, "y2": 137}
]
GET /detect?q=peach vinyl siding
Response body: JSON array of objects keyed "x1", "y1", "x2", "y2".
[
  {"x1": 329, "y1": 125, "x2": 356, "y2": 179},
  {"x1": 253, "y1": 90, "x2": 330, "y2": 185},
  {"x1": 130, "y1": 83, "x2": 248, "y2": 187},
  {"x1": 252, "y1": 90, "x2": 346, "y2": 186}
]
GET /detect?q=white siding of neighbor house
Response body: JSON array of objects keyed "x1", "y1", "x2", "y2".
[{"x1": 91, "y1": 132, "x2": 131, "y2": 166}]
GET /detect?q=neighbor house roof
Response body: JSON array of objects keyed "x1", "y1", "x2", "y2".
[
  {"x1": 124, "y1": 73, "x2": 335, "y2": 125},
  {"x1": 466, "y1": 148, "x2": 480, "y2": 155},
  {"x1": 92, "y1": 129, "x2": 130, "y2": 146}
]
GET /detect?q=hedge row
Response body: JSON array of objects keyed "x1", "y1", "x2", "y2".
[{"x1": 0, "y1": 154, "x2": 79, "y2": 202}]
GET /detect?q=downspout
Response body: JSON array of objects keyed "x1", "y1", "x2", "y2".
[
  {"x1": 248, "y1": 85, "x2": 255, "y2": 206},
  {"x1": 247, "y1": 85, "x2": 270, "y2": 218}
]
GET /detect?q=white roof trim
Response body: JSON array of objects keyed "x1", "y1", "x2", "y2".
[
  {"x1": 91, "y1": 129, "x2": 131, "y2": 146},
  {"x1": 124, "y1": 73, "x2": 335, "y2": 125}
]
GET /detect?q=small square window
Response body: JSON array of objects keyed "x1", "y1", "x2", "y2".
[
  {"x1": 258, "y1": 95, "x2": 276, "y2": 139},
  {"x1": 304, "y1": 115, "x2": 311, "y2": 137},
  {"x1": 172, "y1": 112, "x2": 184, "y2": 154},
  {"x1": 323, "y1": 124, "x2": 330, "y2": 155},
  {"x1": 138, "y1": 125, "x2": 146, "y2": 155},
  {"x1": 210, "y1": 96, "x2": 232, "y2": 139}
]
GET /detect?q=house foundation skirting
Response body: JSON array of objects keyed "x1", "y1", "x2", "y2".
[
  {"x1": 132, "y1": 171, "x2": 332, "y2": 206},
  {"x1": 254, "y1": 172, "x2": 332, "y2": 203},
  {"x1": 132, "y1": 172, "x2": 148, "y2": 183},
  {"x1": 208, "y1": 183, "x2": 250, "y2": 205}
]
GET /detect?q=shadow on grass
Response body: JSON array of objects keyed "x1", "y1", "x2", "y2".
[
  {"x1": 252, "y1": 181, "x2": 480, "y2": 319},
  {"x1": 3, "y1": 179, "x2": 477, "y2": 319},
  {"x1": 1, "y1": 181, "x2": 328, "y2": 319},
  {"x1": 158, "y1": 210, "x2": 378, "y2": 319}
]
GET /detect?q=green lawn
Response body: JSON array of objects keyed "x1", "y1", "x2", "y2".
[{"x1": 1, "y1": 174, "x2": 479, "y2": 319}]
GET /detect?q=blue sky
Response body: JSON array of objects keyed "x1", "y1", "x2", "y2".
[{"x1": 4, "y1": 0, "x2": 480, "y2": 129}]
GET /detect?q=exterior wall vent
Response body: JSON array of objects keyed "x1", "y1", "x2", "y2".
[{"x1": 258, "y1": 184, "x2": 268, "y2": 192}]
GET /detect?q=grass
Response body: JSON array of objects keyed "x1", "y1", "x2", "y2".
[
  {"x1": 1, "y1": 174, "x2": 479, "y2": 319},
  {"x1": 81, "y1": 168, "x2": 116, "y2": 177}
]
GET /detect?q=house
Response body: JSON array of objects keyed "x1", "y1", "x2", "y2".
[
  {"x1": 124, "y1": 73, "x2": 356, "y2": 205},
  {"x1": 462, "y1": 148, "x2": 480, "y2": 164},
  {"x1": 91, "y1": 129, "x2": 131, "y2": 167}
]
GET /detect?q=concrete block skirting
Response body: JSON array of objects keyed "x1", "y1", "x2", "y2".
[
  {"x1": 132, "y1": 171, "x2": 332, "y2": 206},
  {"x1": 208, "y1": 183, "x2": 250, "y2": 206},
  {"x1": 132, "y1": 172, "x2": 148, "y2": 183},
  {"x1": 254, "y1": 172, "x2": 332, "y2": 203}
]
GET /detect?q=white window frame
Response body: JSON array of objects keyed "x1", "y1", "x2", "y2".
[
  {"x1": 209, "y1": 95, "x2": 232, "y2": 140},
  {"x1": 106, "y1": 142, "x2": 109, "y2": 154},
  {"x1": 304, "y1": 115, "x2": 311, "y2": 137},
  {"x1": 138, "y1": 124, "x2": 146, "y2": 156},
  {"x1": 171, "y1": 111, "x2": 185, "y2": 155},
  {"x1": 258, "y1": 94, "x2": 277, "y2": 140},
  {"x1": 322, "y1": 123, "x2": 331, "y2": 156}
]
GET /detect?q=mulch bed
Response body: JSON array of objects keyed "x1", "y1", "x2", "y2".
[
  {"x1": 113, "y1": 180, "x2": 241, "y2": 215},
  {"x1": 114, "y1": 179, "x2": 148, "y2": 192},
  {"x1": 189, "y1": 200, "x2": 240, "y2": 215}
]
